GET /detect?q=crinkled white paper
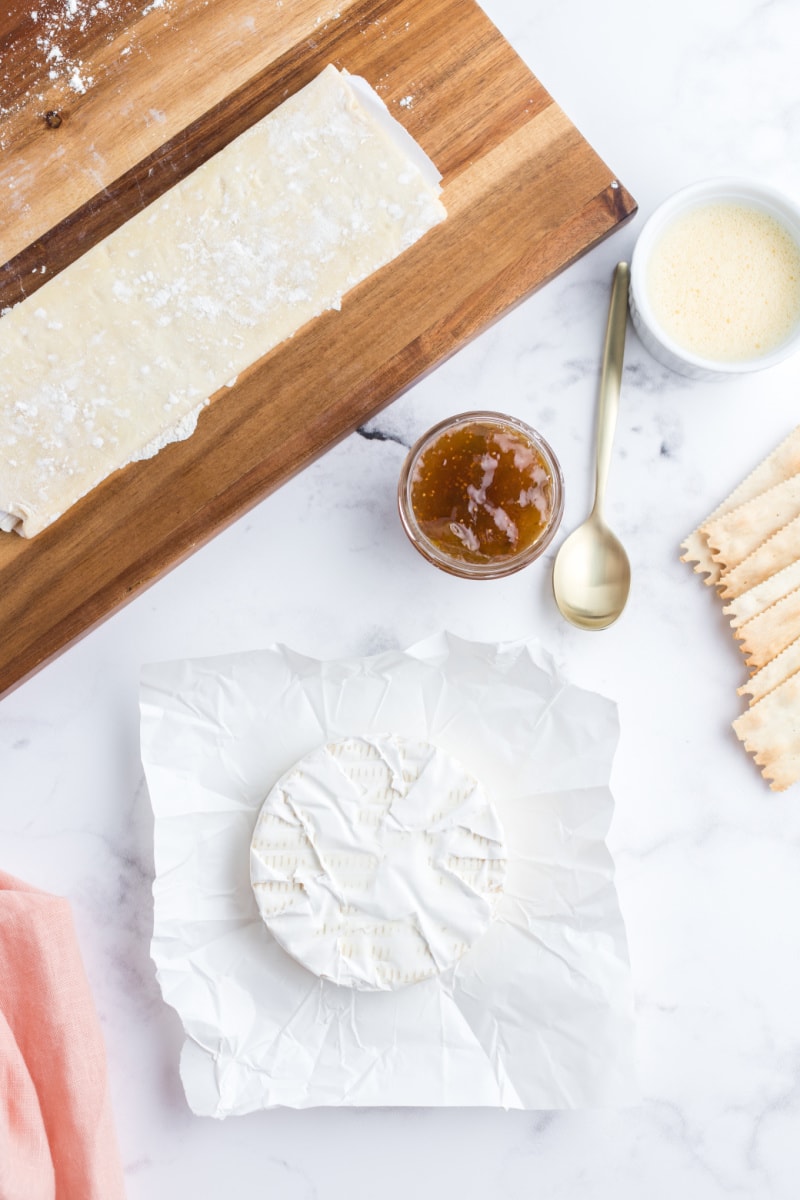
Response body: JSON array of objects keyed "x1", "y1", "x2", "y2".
[{"x1": 140, "y1": 634, "x2": 637, "y2": 1115}]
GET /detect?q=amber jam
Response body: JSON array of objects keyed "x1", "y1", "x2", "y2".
[{"x1": 398, "y1": 412, "x2": 564, "y2": 579}]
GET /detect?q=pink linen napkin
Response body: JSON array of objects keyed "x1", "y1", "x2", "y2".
[{"x1": 0, "y1": 871, "x2": 126, "y2": 1200}]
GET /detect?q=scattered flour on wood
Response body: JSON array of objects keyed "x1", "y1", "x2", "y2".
[{"x1": 0, "y1": 0, "x2": 176, "y2": 133}]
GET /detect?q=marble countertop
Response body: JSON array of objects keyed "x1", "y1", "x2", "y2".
[{"x1": 3, "y1": 0, "x2": 800, "y2": 1195}]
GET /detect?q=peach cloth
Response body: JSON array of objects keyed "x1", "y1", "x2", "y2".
[{"x1": 0, "y1": 871, "x2": 126, "y2": 1200}]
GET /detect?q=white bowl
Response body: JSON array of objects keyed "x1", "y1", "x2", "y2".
[{"x1": 629, "y1": 178, "x2": 800, "y2": 379}]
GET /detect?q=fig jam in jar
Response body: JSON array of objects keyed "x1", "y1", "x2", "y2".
[{"x1": 398, "y1": 411, "x2": 564, "y2": 579}]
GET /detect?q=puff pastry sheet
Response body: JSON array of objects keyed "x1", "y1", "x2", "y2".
[{"x1": 0, "y1": 65, "x2": 446, "y2": 536}]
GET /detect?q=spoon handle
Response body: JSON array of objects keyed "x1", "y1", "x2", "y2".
[{"x1": 592, "y1": 261, "x2": 629, "y2": 518}]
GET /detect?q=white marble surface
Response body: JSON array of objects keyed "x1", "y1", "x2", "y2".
[{"x1": 3, "y1": 0, "x2": 800, "y2": 1194}]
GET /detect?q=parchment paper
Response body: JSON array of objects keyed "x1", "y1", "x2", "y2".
[{"x1": 140, "y1": 633, "x2": 637, "y2": 1115}]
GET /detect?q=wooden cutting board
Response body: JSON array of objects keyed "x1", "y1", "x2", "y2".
[{"x1": 0, "y1": 0, "x2": 636, "y2": 697}]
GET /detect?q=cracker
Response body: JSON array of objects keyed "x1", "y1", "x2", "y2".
[
  {"x1": 681, "y1": 527, "x2": 719, "y2": 583},
  {"x1": 681, "y1": 424, "x2": 800, "y2": 583},
  {"x1": 736, "y1": 585, "x2": 800, "y2": 670},
  {"x1": 733, "y1": 671, "x2": 800, "y2": 791},
  {"x1": 704, "y1": 472, "x2": 800, "y2": 575},
  {"x1": 739, "y1": 636, "x2": 800, "y2": 706},
  {"x1": 723, "y1": 557, "x2": 800, "y2": 627},
  {"x1": 718, "y1": 513, "x2": 800, "y2": 599}
]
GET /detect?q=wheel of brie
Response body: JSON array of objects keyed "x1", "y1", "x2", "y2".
[{"x1": 250, "y1": 734, "x2": 507, "y2": 991}]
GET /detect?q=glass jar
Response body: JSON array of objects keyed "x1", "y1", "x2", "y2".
[{"x1": 397, "y1": 411, "x2": 564, "y2": 580}]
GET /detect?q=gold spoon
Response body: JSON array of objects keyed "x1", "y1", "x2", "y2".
[{"x1": 552, "y1": 261, "x2": 631, "y2": 630}]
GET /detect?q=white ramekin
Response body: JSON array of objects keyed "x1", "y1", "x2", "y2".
[{"x1": 629, "y1": 177, "x2": 800, "y2": 380}]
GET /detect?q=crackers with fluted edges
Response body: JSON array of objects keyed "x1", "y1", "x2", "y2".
[
  {"x1": 736, "y1": 586, "x2": 800, "y2": 670},
  {"x1": 733, "y1": 673, "x2": 800, "y2": 792},
  {"x1": 683, "y1": 423, "x2": 800, "y2": 789},
  {"x1": 724, "y1": 558, "x2": 800, "y2": 627},
  {"x1": 704, "y1": 472, "x2": 800, "y2": 577},
  {"x1": 681, "y1": 424, "x2": 800, "y2": 584},
  {"x1": 739, "y1": 638, "x2": 800, "y2": 706},
  {"x1": 718, "y1": 513, "x2": 800, "y2": 599}
]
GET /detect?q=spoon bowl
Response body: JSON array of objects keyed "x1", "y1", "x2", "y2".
[
  {"x1": 551, "y1": 513, "x2": 630, "y2": 629},
  {"x1": 552, "y1": 261, "x2": 631, "y2": 629}
]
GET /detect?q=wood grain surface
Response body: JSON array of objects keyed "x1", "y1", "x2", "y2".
[{"x1": 0, "y1": 0, "x2": 636, "y2": 697}]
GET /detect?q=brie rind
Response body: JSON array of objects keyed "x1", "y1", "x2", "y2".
[{"x1": 250, "y1": 734, "x2": 507, "y2": 991}]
